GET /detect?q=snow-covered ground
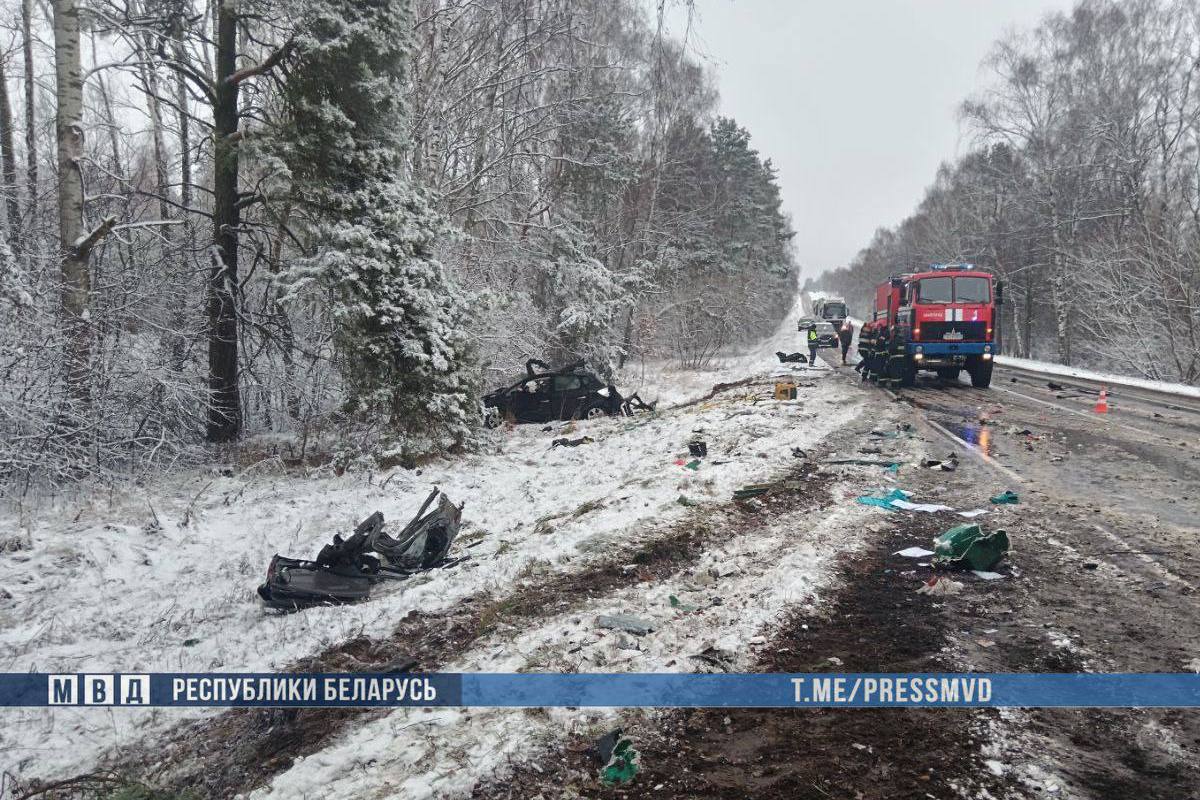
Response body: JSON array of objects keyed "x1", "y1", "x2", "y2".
[
  {"x1": 616, "y1": 308, "x2": 837, "y2": 408},
  {"x1": 995, "y1": 355, "x2": 1200, "y2": 399},
  {"x1": 250, "y1": 495, "x2": 869, "y2": 800},
  {"x1": 0, "y1": 294, "x2": 863, "y2": 783}
]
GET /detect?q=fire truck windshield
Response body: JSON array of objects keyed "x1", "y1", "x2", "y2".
[
  {"x1": 915, "y1": 276, "x2": 990, "y2": 304},
  {"x1": 916, "y1": 277, "x2": 953, "y2": 303},
  {"x1": 954, "y1": 276, "x2": 991, "y2": 303}
]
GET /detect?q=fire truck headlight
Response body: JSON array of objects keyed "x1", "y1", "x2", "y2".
[
  {"x1": 983, "y1": 353, "x2": 992, "y2": 360},
  {"x1": 913, "y1": 327, "x2": 921, "y2": 338},
  {"x1": 914, "y1": 346, "x2": 924, "y2": 361},
  {"x1": 986, "y1": 326, "x2": 993, "y2": 337}
]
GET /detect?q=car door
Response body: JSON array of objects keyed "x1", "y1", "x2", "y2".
[
  {"x1": 552, "y1": 374, "x2": 587, "y2": 419},
  {"x1": 510, "y1": 378, "x2": 554, "y2": 422}
]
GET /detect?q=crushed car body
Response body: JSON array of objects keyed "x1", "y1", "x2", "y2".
[
  {"x1": 483, "y1": 358, "x2": 656, "y2": 426},
  {"x1": 256, "y1": 489, "x2": 463, "y2": 610}
]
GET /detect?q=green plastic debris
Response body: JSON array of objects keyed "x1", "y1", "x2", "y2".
[
  {"x1": 676, "y1": 495, "x2": 698, "y2": 507},
  {"x1": 684, "y1": 459, "x2": 701, "y2": 470},
  {"x1": 669, "y1": 594, "x2": 698, "y2": 612},
  {"x1": 990, "y1": 490, "x2": 1020, "y2": 505},
  {"x1": 734, "y1": 484, "x2": 771, "y2": 500},
  {"x1": 856, "y1": 488, "x2": 911, "y2": 510},
  {"x1": 600, "y1": 736, "x2": 640, "y2": 786},
  {"x1": 933, "y1": 523, "x2": 1010, "y2": 571}
]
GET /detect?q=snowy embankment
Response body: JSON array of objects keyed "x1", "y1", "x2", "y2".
[
  {"x1": 995, "y1": 355, "x2": 1200, "y2": 399},
  {"x1": 0, "y1": 294, "x2": 856, "y2": 783}
]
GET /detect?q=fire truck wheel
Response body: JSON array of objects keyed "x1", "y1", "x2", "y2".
[{"x1": 968, "y1": 358, "x2": 993, "y2": 388}]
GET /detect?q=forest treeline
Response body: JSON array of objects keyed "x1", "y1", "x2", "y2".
[
  {"x1": 0, "y1": 0, "x2": 796, "y2": 485},
  {"x1": 816, "y1": 0, "x2": 1200, "y2": 385}
]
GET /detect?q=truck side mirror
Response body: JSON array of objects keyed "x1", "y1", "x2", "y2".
[
  {"x1": 995, "y1": 280, "x2": 1004, "y2": 305},
  {"x1": 890, "y1": 277, "x2": 903, "y2": 288}
]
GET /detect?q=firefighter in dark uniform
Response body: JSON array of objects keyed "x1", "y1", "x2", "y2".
[
  {"x1": 858, "y1": 326, "x2": 879, "y2": 381},
  {"x1": 873, "y1": 326, "x2": 892, "y2": 386},
  {"x1": 881, "y1": 326, "x2": 909, "y2": 388}
]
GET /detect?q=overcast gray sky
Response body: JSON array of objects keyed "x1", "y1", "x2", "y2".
[{"x1": 662, "y1": 0, "x2": 1075, "y2": 279}]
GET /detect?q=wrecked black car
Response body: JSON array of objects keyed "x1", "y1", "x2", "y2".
[
  {"x1": 257, "y1": 489, "x2": 463, "y2": 609},
  {"x1": 482, "y1": 359, "x2": 655, "y2": 427}
]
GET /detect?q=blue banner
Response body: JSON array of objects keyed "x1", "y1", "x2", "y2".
[
  {"x1": 0, "y1": 673, "x2": 460, "y2": 708},
  {"x1": 1, "y1": 673, "x2": 1199, "y2": 708}
]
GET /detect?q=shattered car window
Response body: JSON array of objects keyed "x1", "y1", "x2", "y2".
[{"x1": 553, "y1": 375, "x2": 584, "y2": 392}]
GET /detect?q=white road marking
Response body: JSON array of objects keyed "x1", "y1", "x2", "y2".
[
  {"x1": 1086, "y1": 522, "x2": 1191, "y2": 590},
  {"x1": 894, "y1": 385, "x2": 1193, "y2": 591},
  {"x1": 922, "y1": 416, "x2": 1027, "y2": 486},
  {"x1": 990, "y1": 384, "x2": 1170, "y2": 442}
]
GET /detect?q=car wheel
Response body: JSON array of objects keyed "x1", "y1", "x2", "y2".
[
  {"x1": 483, "y1": 408, "x2": 502, "y2": 429},
  {"x1": 584, "y1": 404, "x2": 608, "y2": 420}
]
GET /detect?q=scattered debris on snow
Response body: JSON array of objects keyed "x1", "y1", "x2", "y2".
[
  {"x1": 916, "y1": 576, "x2": 964, "y2": 596},
  {"x1": 597, "y1": 614, "x2": 657, "y2": 636}
]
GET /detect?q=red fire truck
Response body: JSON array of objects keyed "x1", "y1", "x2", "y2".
[{"x1": 859, "y1": 264, "x2": 1001, "y2": 388}]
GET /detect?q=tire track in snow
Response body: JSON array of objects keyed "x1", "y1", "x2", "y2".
[
  {"x1": 248, "y1": 496, "x2": 880, "y2": 800},
  {"x1": 243, "y1": 417, "x2": 909, "y2": 800}
]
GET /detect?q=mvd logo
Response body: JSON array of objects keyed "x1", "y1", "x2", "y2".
[{"x1": 48, "y1": 674, "x2": 150, "y2": 706}]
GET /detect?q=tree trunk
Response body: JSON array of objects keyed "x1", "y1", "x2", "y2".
[
  {"x1": 22, "y1": 0, "x2": 37, "y2": 227},
  {"x1": 136, "y1": 43, "x2": 170, "y2": 220},
  {"x1": 174, "y1": 38, "x2": 191, "y2": 212},
  {"x1": 269, "y1": 202, "x2": 300, "y2": 419},
  {"x1": 207, "y1": 0, "x2": 242, "y2": 442},
  {"x1": 1048, "y1": 189, "x2": 1071, "y2": 366},
  {"x1": 133, "y1": 17, "x2": 192, "y2": 373},
  {"x1": 1023, "y1": 277, "x2": 1034, "y2": 358},
  {"x1": 172, "y1": 37, "x2": 193, "y2": 373},
  {"x1": 0, "y1": 54, "x2": 22, "y2": 240},
  {"x1": 89, "y1": 30, "x2": 124, "y2": 182},
  {"x1": 52, "y1": 0, "x2": 91, "y2": 411}
]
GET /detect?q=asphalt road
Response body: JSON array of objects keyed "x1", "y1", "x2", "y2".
[
  {"x1": 476, "y1": 357, "x2": 1200, "y2": 799},
  {"x1": 836, "y1": 356, "x2": 1200, "y2": 798}
]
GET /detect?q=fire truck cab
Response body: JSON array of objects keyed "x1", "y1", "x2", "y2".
[{"x1": 862, "y1": 264, "x2": 998, "y2": 388}]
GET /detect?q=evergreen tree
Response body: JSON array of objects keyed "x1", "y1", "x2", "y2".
[
  {"x1": 277, "y1": 0, "x2": 475, "y2": 449},
  {"x1": 531, "y1": 223, "x2": 641, "y2": 376}
]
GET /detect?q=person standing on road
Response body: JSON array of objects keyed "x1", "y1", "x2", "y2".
[
  {"x1": 807, "y1": 324, "x2": 819, "y2": 367},
  {"x1": 839, "y1": 320, "x2": 855, "y2": 366}
]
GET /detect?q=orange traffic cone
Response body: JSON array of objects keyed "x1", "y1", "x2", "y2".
[{"x1": 1093, "y1": 387, "x2": 1109, "y2": 414}]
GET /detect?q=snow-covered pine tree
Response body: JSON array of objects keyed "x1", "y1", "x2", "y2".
[
  {"x1": 277, "y1": 0, "x2": 475, "y2": 449},
  {"x1": 532, "y1": 222, "x2": 641, "y2": 377}
]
